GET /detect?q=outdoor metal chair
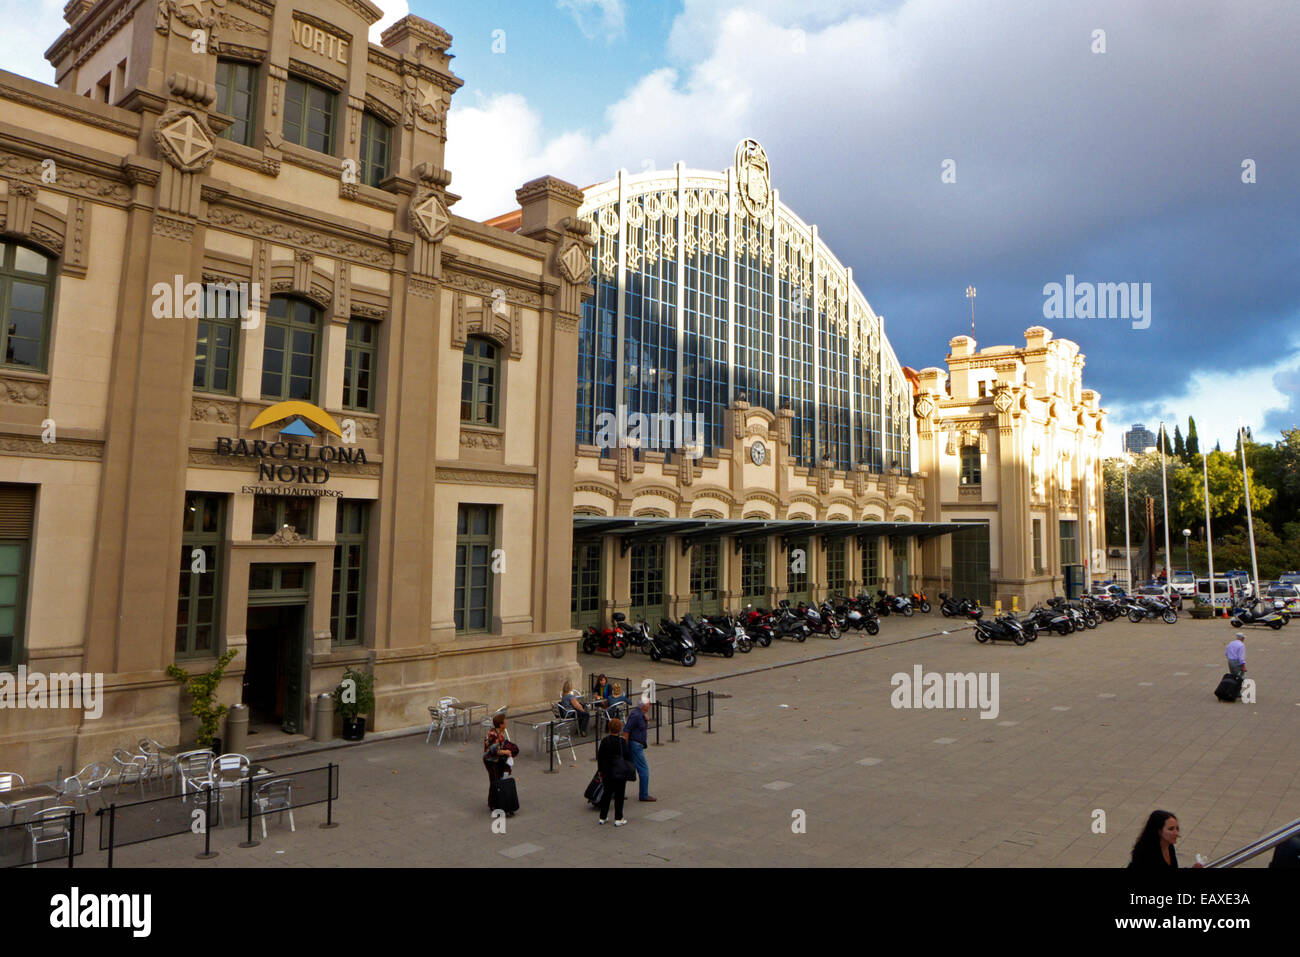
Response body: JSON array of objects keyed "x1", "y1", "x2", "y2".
[
  {"x1": 138, "y1": 738, "x2": 167, "y2": 790},
  {"x1": 26, "y1": 806, "x2": 77, "y2": 867},
  {"x1": 111, "y1": 750, "x2": 148, "y2": 798},
  {"x1": 252, "y1": 779, "x2": 295, "y2": 838},
  {"x1": 208, "y1": 754, "x2": 250, "y2": 826},
  {"x1": 544, "y1": 717, "x2": 578, "y2": 764},
  {"x1": 58, "y1": 763, "x2": 111, "y2": 815},
  {"x1": 426, "y1": 696, "x2": 461, "y2": 746},
  {"x1": 176, "y1": 749, "x2": 215, "y2": 798},
  {"x1": 0, "y1": 771, "x2": 22, "y2": 792},
  {"x1": 480, "y1": 705, "x2": 509, "y2": 734}
]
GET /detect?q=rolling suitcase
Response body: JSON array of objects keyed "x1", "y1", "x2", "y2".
[
  {"x1": 490, "y1": 774, "x2": 520, "y2": 814},
  {"x1": 1214, "y1": 673, "x2": 1243, "y2": 701},
  {"x1": 584, "y1": 772, "x2": 604, "y2": 806}
]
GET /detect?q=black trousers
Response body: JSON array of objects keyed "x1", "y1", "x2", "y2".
[
  {"x1": 486, "y1": 760, "x2": 503, "y2": 808},
  {"x1": 574, "y1": 710, "x2": 591, "y2": 734},
  {"x1": 598, "y1": 778, "x2": 626, "y2": 821}
]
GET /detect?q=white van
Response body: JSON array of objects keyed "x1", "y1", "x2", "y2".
[{"x1": 1196, "y1": 577, "x2": 1238, "y2": 607}]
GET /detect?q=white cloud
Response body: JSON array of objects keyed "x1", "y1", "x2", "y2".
[
  {"x1": 0, "y1": 0, "x2": 65, "y2": 83},
  {"x1": 557, "y1": 0, "x2": 626, "y2": 42},
  {"x1": 369, "y1": 0, "x2": 410, "y2": 44}
]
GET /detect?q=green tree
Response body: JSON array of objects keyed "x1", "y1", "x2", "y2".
[
  {"x1": 1185, "y1": 416, "x2": 1200, "y2": 459},
  {"x1": 1173, "y1": 425, "x2": 1185, "y2": 458}
]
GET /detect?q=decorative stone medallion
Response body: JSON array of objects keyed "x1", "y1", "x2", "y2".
[
  {"x1": 734, "y1": 138, "x2": 771, "y2": 218},
  {"x1": 409, "y1": 190, "x2": 450, "y2": 242},
  {"x1": 154, "y1": 109, "x2": 216, "y2": 172}
]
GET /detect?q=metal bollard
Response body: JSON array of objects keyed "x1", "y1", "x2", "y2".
[
  {"x1": 671, "y1": 698, "x2": 676, "y2": 743},
  {"x1": 196, "y1": 787, "x2": 219, "y2": 859},
  {"x1": 313, "y1": 693, "x2": 334, "y2": 743},
  {"x1": 707, "y1": 690, "x2": 713, "y2": 733},
  {"x1": 226, "y1": 702, "x2": 250, "y2": 754},
  {"x1": 690, "y1": 687, "x2": 697, "y2": 728},
  {"x1": 654, "y1": 701, "x2": 662, "y2": 746},
  {"x1": 321, "y1": 763, "x2": 339, "y2": 828},
  {"x1": 546, "y1": 722, "x2": 557, "y2": 773}
]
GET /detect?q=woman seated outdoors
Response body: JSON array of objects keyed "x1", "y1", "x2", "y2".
[{"x1": 561, "y1": 679, "x2": 590, "y2": 735}]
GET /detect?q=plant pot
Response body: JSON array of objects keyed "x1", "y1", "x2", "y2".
[
  {"x1": 341, "y1": 716, "x2": 367, "y2": 741},
  {"x1": 1190, "y1": 606, "x2": 1215, "y2": 619}
]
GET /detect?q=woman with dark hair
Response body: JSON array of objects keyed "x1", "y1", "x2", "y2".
[
  {"x1": 1129, "y1": 810, "x2": 1181, "y2": 868},
  {"x1": 595, "y1": 717, "x2": 632, "y2": 826},
  {"x1": 483, "y1": 712, "x2": 519, "y2": 815}
]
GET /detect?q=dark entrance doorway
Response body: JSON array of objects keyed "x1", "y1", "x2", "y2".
[
  {"x1": 243, "y1": 603, "x2": 306, "y2": 733},
  {"x1": 951, "y1": 521, "x2": 992, "y2": 605}
]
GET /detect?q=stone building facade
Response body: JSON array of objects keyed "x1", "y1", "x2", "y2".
[{"x1": 0, "y1": 0, "x2": 590, "y2": 778}]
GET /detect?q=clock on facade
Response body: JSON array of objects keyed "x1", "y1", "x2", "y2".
[{"x1": 750, "y1": 440, "x2": 767, "y2": 465}]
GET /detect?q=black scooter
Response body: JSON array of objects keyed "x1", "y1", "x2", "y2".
[
  {"x1": 682, "y1": 612, "x2": 736, "y2": 658},
  {"x1": 651, "y1": 619, "x2": 698, "y2": 666},
  {"x1": 938, "y1": 592, "x2": 984, "y2": 620},
  {"x1": 1228, "y1": 602, "x2": 1285, "y2": 630},
  {"x1": 974, "y1": 614, "x2": 1034, "y2": 645}
]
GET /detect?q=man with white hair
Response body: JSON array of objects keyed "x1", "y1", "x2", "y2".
[
  {"x1": 623, "y1": 696, "x2": 656, "y2": 802},
  {"x1": 1225, "y1": 633, "x2": 1247, "y2": 679}
]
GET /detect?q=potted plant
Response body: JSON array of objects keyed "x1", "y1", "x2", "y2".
[
  {"x1": 334, "y1": 667, "x2": 375, "y2": 741},
  {"x1": 167, "y1": 649, "x2": 239, "y2": 751},
  {"x1": 1190, "y1": 596, "x2": 1216, "y2": 620}
]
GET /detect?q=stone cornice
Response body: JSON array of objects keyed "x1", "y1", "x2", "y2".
[
  {"x1": 0, "y1": 435, "x2": 103, "y2": 460},
  {"x1": 205, "y1": 187, "x2": 396, "y2": 268}
]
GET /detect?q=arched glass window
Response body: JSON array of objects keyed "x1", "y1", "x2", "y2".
[
  {"x1": 0, "y1": 241, "x2": 55, "y2": 372},
  {"x1": 461, "y1": 336, "x2": 499, "y2": 426},
  {"x1": 261, "y1": 296, "x2": 321, "y2": 401}
]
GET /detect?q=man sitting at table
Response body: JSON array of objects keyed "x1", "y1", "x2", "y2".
[{"x1": 561, "y1": 680, "x2": 590, "y2": 735}]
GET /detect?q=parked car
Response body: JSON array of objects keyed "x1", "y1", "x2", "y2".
[
  {"x1": 1137, "y1": 584, "x2": 1182, "y2": 610},
  {"x1": 1169, "y1": 570, "x2": 1196, "y2": 598},
  {"x1": 1090, "y1": 583, "x2": 1126, "y2": 598}
]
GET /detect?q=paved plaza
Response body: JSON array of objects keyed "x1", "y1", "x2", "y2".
[{"x1": 88, "y1": 615, "x2": 1299, "y2": 868}]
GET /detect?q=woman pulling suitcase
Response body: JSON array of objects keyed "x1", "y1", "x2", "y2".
[{"x1": 484, "y1": 712, "x2": 520, "y2": 816}]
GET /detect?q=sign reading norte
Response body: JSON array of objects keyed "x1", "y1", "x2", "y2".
[{"x1": 215, "y1": 401, "x2": 365, "y2": 485}]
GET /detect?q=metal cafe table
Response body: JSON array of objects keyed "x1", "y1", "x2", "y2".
[{"x1": 452, "y1": 701, "x2": 489, "y2": 740}]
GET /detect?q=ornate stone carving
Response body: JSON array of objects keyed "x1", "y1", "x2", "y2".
[
  {"x1": 0, "y1": 436, "x2": 101, "y2": 459},
  {"x1": 154, "y1": 109, "x2": 217, "y2": 173},
  {"x1": 206, "y1": 207, "x2": 394, "y2": 267},
  {"x1": 435, "y1": 467, "x2": 535, "y2": 488},
  {"x1": 442, "y1": 270, "x2": 541, "y2": 309},
  {"x1": 914, "y1": 394, "x2": 935, "y2": 420},
  {"x1": 459, "y1": 427, "x2": 503, "y2": 451},
  {"x1": 191, "y1": 397, "x2": 238, "y2": 423},
  {"x1": 152, "y1": 213, "x2": 195, "y2": 241},
  {"x1": 402, "y1": 77, "x2": 450, "y2": 135},
  {"x1": 451, "y1": 292, "x2": 522, "y2": 359},
  {"x1": 267, "y1": 525, "x2": 304, "y2": 544},
  {"x1": 734, "y1": 139, "x2": 771, "y2": 218},
  {"x1": 0, "y1": 377, "x2": 49, "y2": 405},
  {"x1": 408, "y1": 189, "x2": 450, "y2": 242}
]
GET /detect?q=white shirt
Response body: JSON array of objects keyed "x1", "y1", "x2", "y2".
[{"x1": 1226, "y1": 639, "x2": 1246, "y2": 664}]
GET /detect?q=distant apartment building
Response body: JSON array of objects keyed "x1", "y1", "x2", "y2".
[{"x1": 1124, "y1": 423, "x2": 1157, "y2": 453}]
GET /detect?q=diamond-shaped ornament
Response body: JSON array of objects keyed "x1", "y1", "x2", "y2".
[
  {"x1": 410, "y1": 192, "x2": 450, "y2": 242},
  {"x1": 159, "y1": 114, "x2": 214, "y2": 169},
  {"x1": 559, "y1": 241, "x2": 590, "y2": 284}
]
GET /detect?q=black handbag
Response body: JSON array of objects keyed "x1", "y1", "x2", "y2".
[{"x1": 610, "y1": 738, "x2": 637, "y2": 782}]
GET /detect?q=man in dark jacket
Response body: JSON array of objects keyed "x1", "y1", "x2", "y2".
[{"x1": 624, "y1": 698, "x2": 655, "y2": 802}]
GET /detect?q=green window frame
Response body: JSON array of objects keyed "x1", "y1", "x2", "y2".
[
  {"x1": 215, "y1": 58, "x2": 258, "y2": 147},
  {"x1": 0, "y1": 484, "x2": 34, "y2": 668},
  {"x1": 0, "y1": 241, "x2": 55, "y2": 373},
  {"x1": 825, "y1": 537, "x2": 846, "y2": 595},
  {"x1": 282, "y1": 74, "x2": 337, "y2": 155},
  {"x1": 252, "y1": 495, "x2": 315, "y2": 539},
  {"x1": 461, "y1": 336, "x2": 500, "y2": 426},
  {"x1": 342, "y1": 317, "x2": 376, "y2": 411},
  {"x1": 862, "y1": 537, "x2": 880, "y2": 590},
  {"x1": 787, "y1": 538, "x2": 809, "y2": 598},
  {"x1": 331, "y1": 500, "x2": 368, "y2": 645},
  {"x1": 571, "y1": 540, "x2": 602, "y2": 628},
  {"x1": 193, "y1": 287, "x2": 240, "y2": 395},
  {"x1": 1033, "y1": 518, "x2": 1043, "y2": 573},
  {"x1": 261, "y1": 296, "x2": 321, "y2": 401},
  {"x1": 629, "y1": 541, "x2": 666, "y2": 623},
  {"x1": 177, "y1": 492, "x2": 226, "y2": 658},
  {"x1": 741, "y1": 539, "x2": 767, "y2": 599},
  {"x1": 359, "y1": 112, "x2": 392, "y2": 188},
  {"x1": 960, "y1": 445, "x2": 981, "y2": 485},
  {"x1": 247, "y1": 563, "x2": 311, "y2": 598},
  {"x1": 689, "y1": 541, "x2": 720, "y2": 614},
  {"x1": 1059, "y1": 520, "x2": 1079, "y2": 566},
  {"x1": 455, "y1": 504, "x2": 495, "y2": 632}
]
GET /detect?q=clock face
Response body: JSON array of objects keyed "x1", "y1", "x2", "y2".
[{"x1": 750, "y1": 440, "x2": 767, "y2": 466}]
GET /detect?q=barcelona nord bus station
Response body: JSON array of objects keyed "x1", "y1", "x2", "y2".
[{"x1": 0, "y1": 0, "x2": 1296, "y2": 909}]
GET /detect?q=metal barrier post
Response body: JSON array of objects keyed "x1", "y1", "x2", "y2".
[
  {"x1": 66, "y1": 811, "x2": 76, "y2": 868},
  {"x1": 691, "y1": 687, "x2": 697, "y2": 728},
  {"x1": 322, "y1": 763, "x2": 339, "y2": 829},
  {"x1": 105, "y1": 804, "x2": 115, "y2": 869},
  {"x1": 654, "y1": 701, "x2": 661, "y2": 746},
  {"x1": 545, "y1": 722, "x2": 557, "y2": 773},
  {"x1": 707, "y1": 690, "x2": 714, "y2": 733},
  {"x1": 671, "y1": 698, "x2": 676, "y2": 742},
  {"x1": 240, "y1": 773, "x2": 259, "y2": 848},
  {"x1": 197, "y1": 787, "x2": 218, "y2": 859}
]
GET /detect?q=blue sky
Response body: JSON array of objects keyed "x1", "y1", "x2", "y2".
[{"x1": 4, "y1": 0, "x2": 1297, "y2": 454}]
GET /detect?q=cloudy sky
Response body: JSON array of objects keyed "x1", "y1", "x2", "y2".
[{"x1": 5, "y1": 0, "x2": 1297, "y2": 455}]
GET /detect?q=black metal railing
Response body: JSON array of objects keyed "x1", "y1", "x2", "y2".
[
  {"x1": 235, "y1": 763, "x2": 340, "y2": 848},
  {"x1": 0, "y1": 808, "x2": 84, "y2": 868},
  {"x1": 538, "y1": 688, "x2": 716, "y2": 772}
]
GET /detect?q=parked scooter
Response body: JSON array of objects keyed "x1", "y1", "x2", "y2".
[
  {"x1": 974, "y1": 614, "x2": 1034, "y2": 645},
  {"x1": 1024, "y1": 603, "x2": 1074, "y2": 636},
  {"x1": 707, "y1": 612, "x2": 754, "y2": 652},
  {"x1": 938, "y1": 592, "x2": 984, "y2": 620},
  {"x1": 581, "y1": 612, "x2": 629, "y2": 658},
  {"x1": 833, "y1": 595, "x2": 880, "y2": 636},
  {"x1": 1123, "y1": 595, "x2": 1178, "y2": 624},
  {"x1": 908, "y1": 591, "x2": 932, "y2": 613},
  {"x1": 1228, "y1": 601, "x2": 1285, "y2": 630},
  {"x1": 796, "y1": 601, "x2": 842, "y2": 639},
  {"x1": 681, "y1": 612, "x2": 736, "y2": 658},
  {"x1": 773, "y1": 601, "x2": 811, "y2": 642},
  {"x1": 650, "y1": 619, "x2": 698, "y2": 666},
  {"x1": 740, "y1": 606, "x2": 775, "y2": 647},
  {"x1": 878, "y1": 590, "x2": 913, "y2": 617}
]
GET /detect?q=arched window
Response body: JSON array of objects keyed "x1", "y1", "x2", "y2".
[
  {"x1": 261, "y1": 296, "x2": 321, "y2": 401},
  {"x1": 461, "y1": 336, "x2": 499, "y2": 426},
  {"x1": 0, "y1": 241, "x2": 55, "y2": 372}
]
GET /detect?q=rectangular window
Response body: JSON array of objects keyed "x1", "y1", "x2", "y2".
[
  {"x1": 862, "y1": 537, "x2": 880, "y2": 591},
  {"x1": 247, "y1": 563, "x2": 311, "y2": 598},
  {"x1": 261, "y1": 297, "x2": 321, "y2": 401},
  {"x1": 689, "y1": 541, "x2": 720, "y2": 615},
  {"x1": 825, "y1": 538, "x2": 846, "y2": 595},
  {"x1": 359, "y1": 112, "x2": 392, "y2": 188},
  {"x1": 0, "y1": 484, "x2": 34, "y2": 667},
  {"x1": 570, "y1": 540, "x2": 602, "y2": 628},
  {"x1": 741, "y1": 539, "x2": 767, "y2": 599},
  {"x1": 1033, "y1": 518, "x2": 1043, "y2": 573},
  {"x1": 629, "y1": 541, "x2": 666, "y2": 623},
  {"x1": 215, "y1": 59, "x2": 258, "y2": 147},
  {"x1": 193, "y1": 286, "x2": 241, "y2": 395},
  {"x1": 455, "y1": 505, "x2": 495, "y2": 632},
  {"x1": 787, "y1": 538, "x2": 809, "y2": 597},
  {"x1": 283, "y1": 75, "x2": 337, "y2": 155},
  {"x1": 960, "y1": 445, "x2": 981, "y2": 485},
  {"x1": 461, "y1": 338, "x2": 500, "y2": 426},
  {"x1": 252, "y1": 495, "x2": 315, "y2": 539},
  {"x1": 177, "y1": 492, "x2": 225, "y2": 657},
  {"x1": 1059, "y1": 520, "x2": 1079, "y2": 566},
  {"x1": 342, "y1": 318, "x2": 377, "y2": 412},
  {"x1": 331, "y1": 500, "x2": 368, "y2": 645}
]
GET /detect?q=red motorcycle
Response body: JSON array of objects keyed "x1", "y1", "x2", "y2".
[{"x1": 581, "y1": 612, "x2": 629, "y2": 658}]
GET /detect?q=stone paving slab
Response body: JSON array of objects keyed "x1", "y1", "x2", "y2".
[{"x1": 73, "y1": 615, "x2": 1300, "y2": 867}]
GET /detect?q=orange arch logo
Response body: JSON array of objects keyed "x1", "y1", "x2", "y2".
[{"x1": 248, "y1": 401, "x2": 343, "y2": 438}]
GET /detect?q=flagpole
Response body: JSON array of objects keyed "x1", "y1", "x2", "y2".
[
  {"x1": 1202, "y1": 449, "x2": 1215, "y2": 613},
  {"x1": 1123, "y1": 456, "x2": 1133, "y2": 593},
  {"x1": 1238, "y1": 421, "x2": 1260, "y2": 596},
  {"x1": 1159, "y1": 422, "x2": 1173, "y2": 590}
]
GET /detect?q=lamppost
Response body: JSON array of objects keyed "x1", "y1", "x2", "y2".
[{"x1": 1182, "y1": 528, "x2": 1191, "y2": 575}]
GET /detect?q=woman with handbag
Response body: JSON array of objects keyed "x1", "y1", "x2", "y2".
[
  {"x1": 483, "y1": 712, "x2": 520, "y2": 815},
  {"x1": 595, "y1": 717, "x2": 634, "y2": 826}
]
